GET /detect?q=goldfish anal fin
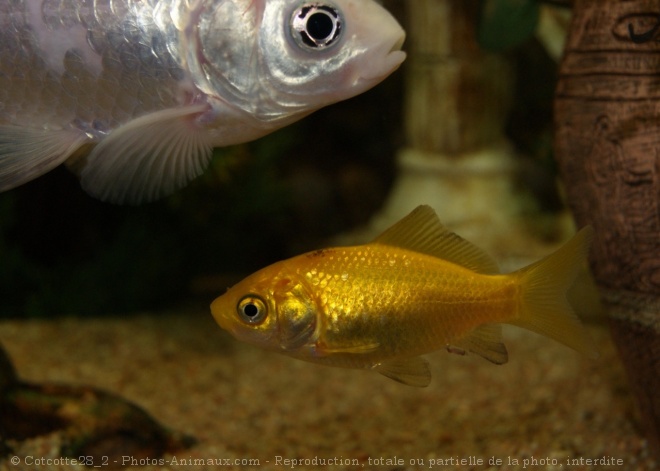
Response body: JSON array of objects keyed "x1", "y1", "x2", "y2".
[
  {"x1": 0, "y1": 126, "x2": 90, "y2": 192},
  {"x1": 372, "y1": 205, "x2": 500, "y2": 274},
  {"x1": 80, "y1": 105, "x2": 213, "y2": 205},
  {"x1": 373, "y1": 356, "x2": 431, "y2": 387},
  {"x1": 452, "y1": 324, "x2": 509, "y2": 365}
]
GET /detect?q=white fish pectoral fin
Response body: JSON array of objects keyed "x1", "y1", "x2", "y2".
[
  {"x1": 0, "y1": 126, "x2": 90, "y2": 192},
  {"x1": 80, "y1": 105, "x2": 213, "y2": 205},
  {"x1": 452, "y1": 324, "x2": 509, "y2": 365},
  {"x1": 373, "y1": 356, "x2": 431, "y2": 387}
]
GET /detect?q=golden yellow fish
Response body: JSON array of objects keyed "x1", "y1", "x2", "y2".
[{"x1": 211, "y1": 205, "x2": 596, "y2": 387}]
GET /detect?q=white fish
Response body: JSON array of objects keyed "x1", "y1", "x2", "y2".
[{"x1": 0, "y1": 0, "x2": 405, "y2": 204}]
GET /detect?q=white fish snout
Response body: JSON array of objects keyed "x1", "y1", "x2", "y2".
[{"x1": 348, "y1": 1, "x2": 406, "y2": 83}]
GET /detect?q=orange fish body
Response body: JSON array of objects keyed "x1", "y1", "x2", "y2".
[{"x1": 211, "y1": 206, "x2": 596, "y2": 387}]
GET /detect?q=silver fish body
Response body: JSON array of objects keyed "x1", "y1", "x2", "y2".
[{"x1": 0, "y1": 0, "x2": 405, "y2": 203}]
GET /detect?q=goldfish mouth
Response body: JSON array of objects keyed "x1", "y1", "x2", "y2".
[{"x1": 210, "y1": 297, "x2": 231, "y2": 331}]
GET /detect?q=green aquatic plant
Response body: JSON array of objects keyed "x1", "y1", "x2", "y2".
[{"x1": 478, "y1": 0, "x2": 541, "y2": 52}]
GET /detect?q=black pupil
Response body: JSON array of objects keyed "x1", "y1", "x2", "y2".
[
  {"x1": 307, "y1": 12, "x2": 334, "y2": 40},
  {"x1": 243, "y1": 303, "x2": 259, "y2": 317}
]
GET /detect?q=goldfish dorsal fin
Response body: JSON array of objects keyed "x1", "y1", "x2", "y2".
[
  {"x1": 372, "y1": 205, "x2": 500, "y2": 274},
  {"x1": 80, "y1": 105, "x2": 213, "y2": 204},
  {"x1": 0, "y1": 126, "x2": 90, "y2": 192},
  {"x1": 373, "y1": 356, "x2": 431, "y2": 387},
  {"x1": 452, "y1": 324, "x2": 509, "y2": 365}
]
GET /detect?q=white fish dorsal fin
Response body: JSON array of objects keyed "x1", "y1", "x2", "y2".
[
  {"x1": 0, "y1": 126, "x2": 90, "y2": 191},
  {"x1": 80, "y1": 105, "x2": 213, "y2": 204},
  {"x1": 452, "y1": 324, "x2": 509, "y2": 365},
  {"x1": 373, "y1": 356, "x2": 431, "y2": 387},
  {"x1": 372, "y1": 205, "x2": 500, "y2": 274}
]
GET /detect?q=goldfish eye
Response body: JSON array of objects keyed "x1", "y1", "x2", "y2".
[
  {"x1": 237, "y1": 295, "x2": 268, "y2": 325},
  {"x1": 291, "y1": 3, "x2": 343, "y2": 50}
]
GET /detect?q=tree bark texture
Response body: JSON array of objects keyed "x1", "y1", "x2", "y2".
[{"x1": 554, "y1": 0, "x2": 660, "y2": 458}]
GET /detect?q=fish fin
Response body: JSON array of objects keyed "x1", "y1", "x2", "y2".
[
  {"x1": 372, "y1": 205, "x2": 500, "y2": 274},
  {"x1": 373, "y1": 356, "x2": 431, "y2": 387},
  {"x1": 0, "y1": 126, "x2": 90, "y2": 192},
  {"x1": 280, "y1": 320, "x2": 317, "y2": 351},
  {"x1": 508, "y1": 226, "x2": 599, "y2": 359},
  {"x1": 445, "y1": 345, "x2": 467, "y2": 356},
  {"x1": 319, "y1": 342, "x2": 380, "y2": 355},
  {"x1": 451, "y1": 324, "x2": 509, "y2": 364},
  {"x1": 79, "y1": 105, "x2": 213, "y2": 204},
  {"x1": 567, "y1": 264, "x2": 603, "y2": 321}
]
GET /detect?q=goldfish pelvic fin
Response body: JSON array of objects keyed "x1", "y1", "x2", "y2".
[
  {"x1": 80, "y1": 105, "x2": 213, "y2": 204},
  {"x1": 509, "y1": 226, "x2": 599, "y2": 359},
  {"x1": 372, "y1": 205, "x2": 499, "y2": 274},
  {"x1": 0, "y1": 126, "x2": 90, "y2": 192},
  {"x1": 373, "y1": 356, "x2": 431, "y2": 387},
  {"x1": 451, "y1": 324, "x2": 508, "y2": 364}
]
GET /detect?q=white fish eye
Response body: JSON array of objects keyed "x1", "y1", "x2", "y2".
[
  {"x1": 290, "y1": 3, "x2": 343, "y2": 50},
  {"x1": 237, "y1": 295, "x2": 268, "y2": 324}
]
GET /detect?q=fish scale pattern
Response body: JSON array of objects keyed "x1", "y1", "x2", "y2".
[
  {"x1": 211, "y1": 207, "x2": 594, "y2": 385},
  {"x1": 300, "y1": 245, "x2": 515, "y2": 361},
  {"x1": 0, "y1": 0, "x2": 184, "y2": 134},
  {"x1": 0, "y1": 0, "x2": 406, "y2": 204}
]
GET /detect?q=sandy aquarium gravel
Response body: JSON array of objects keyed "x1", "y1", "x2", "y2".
[{"x1": 0, "y1": 308, "x2": 657, "y2": 471}]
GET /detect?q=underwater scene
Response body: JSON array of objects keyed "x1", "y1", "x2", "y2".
[{"x1": 1, "y1": 0, "x2": 659, "y2": 470}]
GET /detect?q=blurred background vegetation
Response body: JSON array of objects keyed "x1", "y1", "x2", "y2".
[{"x1": 0, "y1": 0, "x2": 563, "y2": 318}]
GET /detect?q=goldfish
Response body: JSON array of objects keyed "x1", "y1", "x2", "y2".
[
  {"x1": 211, "y1": 205, "x2": 597, "y2": 387},
  {"x1": 0, "y1": 1, "x2": 405, "y2": 204}
]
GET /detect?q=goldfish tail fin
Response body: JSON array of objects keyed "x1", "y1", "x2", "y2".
[{"x1": 509, "y1": 226, "x2": 599, "y2": 359}]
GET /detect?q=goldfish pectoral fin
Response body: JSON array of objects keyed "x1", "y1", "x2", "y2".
[
  {"x1": 0, "y1": 126, "x2": 90, "y2": 192},
  {"x1": 373, "y1": 356, "x2": 431, "y2": 387},
  {"x1": 79, "y1": 105, "x2": 213, "y2": 204},
  {"x1": 279, "y1": 319, "x2": 317, "y2": 351},
  {"x1": 318, "y1": 341, "x2": 380, "y2": 355},
  {"x1": 453, "y1": 324, "x2": 509, "y2": 365},
  {"x1": 372, "y1": 205, "x2": 500, "y2": 274}
]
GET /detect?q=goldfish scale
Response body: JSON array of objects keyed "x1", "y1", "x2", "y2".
[{"x1": 211, "y1": 206, "x2": 596, "y2": 386}]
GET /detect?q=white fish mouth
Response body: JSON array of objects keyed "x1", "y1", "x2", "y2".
[
  {"x1": 390, "y1": 35, "x2": 406, "y2": 55},
  {"x1": 359, "y1": 34, "x2": 407, "y2": 82}
]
